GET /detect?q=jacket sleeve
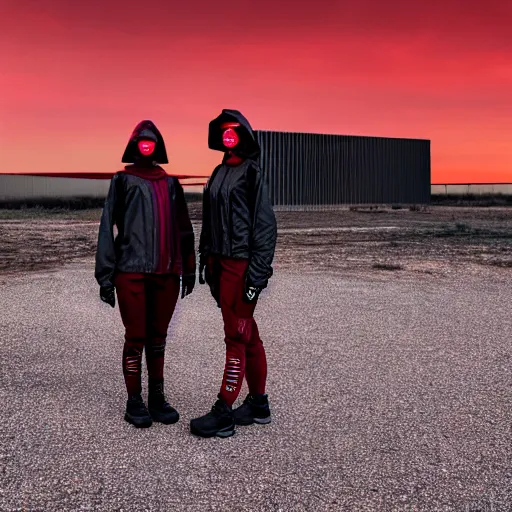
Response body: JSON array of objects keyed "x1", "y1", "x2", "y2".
[
  {"x1": 175, "y1": 178, "x2": 196, "y2": 276},
  {"x1": 247, "y1": 166, "x2": 277, "y2": 289},
  {"x1": 95, "y1": 174, "x2": 120, "y2": 288}
]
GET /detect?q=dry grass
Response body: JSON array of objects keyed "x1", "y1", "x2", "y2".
[
  {"x1": 1, "y1": 203, "x2": 511, "y2": 277},
  {"x1": 372, "y1": 263, "x2": 404, "y2": 271},
  {"x1": 431, "y1": 193, "x2": 512, "y2": 207}
]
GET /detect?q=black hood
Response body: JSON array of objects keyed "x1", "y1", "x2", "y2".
[
  {"x1": 208, "y1": 109, "x2": 260, "y2": 159},
  {"x1": 122, "y1": 120, "x2": 169, "y2": 164}
]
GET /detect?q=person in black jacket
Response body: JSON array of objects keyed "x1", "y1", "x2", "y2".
[
  {"x1": 95, "y1": 120, "x2": 196, "y2": 429},
  {"x1": 190, "y1": 109, "x2": 277, "y2": 438}
]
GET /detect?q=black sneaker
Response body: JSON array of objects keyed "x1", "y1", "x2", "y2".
[
  {"x1": 190, "y1": 398, "x2": 235, "y2": 438},
  {"x1": 233, "y1": 394, "x2": 271, "y2": 426},
  {"x1": 148, "y1": 382, "x2": 179, "y2": 425},
  {"x1": 125, "y1": 394, "x2": 153, "y2": 428}
]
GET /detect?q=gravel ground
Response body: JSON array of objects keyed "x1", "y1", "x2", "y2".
[
  {"x1": 0, "y1": 260, "x2": 511, "y2": 511},
  {"x1": 0, "y1": 205, "x2": 511, "y2": 511}
]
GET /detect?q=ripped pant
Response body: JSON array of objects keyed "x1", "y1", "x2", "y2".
[
  {"x1": 212, "y1": 257, "x2": 268, "y2": 407},
  {"x1": 115, "y1": 272, "x2": 180, "y2": 397}
]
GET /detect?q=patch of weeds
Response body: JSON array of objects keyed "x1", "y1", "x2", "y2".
[
  {"x1": 434, "y1": 222, "x2": 511, "y2": 239},
  {"x1": 349, "y1": 205, "x2": 384, "y2": 213},
  {"x1": 486, "y1": 260, "x2": 512, "y2": 268},
  {"x1": 373, "y1": 263, "x2": 404, "y2": 271},
  {"x1": 455, "y1": 222, "x2": 471, "y2": 232},
  {"x1": 434, "y1": 225, "x2": 455, "y2": 237},
  {"x1": 431, "y1": 194, "x2": 512, "y2": 207},
  {"x1": 435, "y1": 223, "x2": 474, "y2": 237},
  {"x1": 413, "y1": 204, "x2": 431, "y2": 212}
]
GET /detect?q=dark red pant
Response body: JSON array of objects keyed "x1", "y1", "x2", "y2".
[
  {"x1": 115, "y1": 272, "x2": 180, "y2": 397},
  {"x1": 210, "y1": 257, "x2": 268, "y2": 406}
]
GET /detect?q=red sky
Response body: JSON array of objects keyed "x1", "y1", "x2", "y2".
[{"x1": 0, "y1": 0, "x2": 511, "y2": 183}]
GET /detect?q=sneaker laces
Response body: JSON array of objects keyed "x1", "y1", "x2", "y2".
[
  {"x1": 212, "y1": 399, "x2": 231, "y2": 416},
  {"x1": 128, "y1": 395, "x2": 149, "y2": 413},
  {"x1": 149, "y1": 384, "x2": 168, "y2": 405},
  {"x1": 243, "y1": 394, "x2": 255, "y2": 405}
]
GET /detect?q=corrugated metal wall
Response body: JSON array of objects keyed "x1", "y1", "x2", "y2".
[{"x1": 254, "y1": 131, "x2": 431, "y2": 209}]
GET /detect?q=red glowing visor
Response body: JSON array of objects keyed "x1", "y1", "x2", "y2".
[
  {"x1": 138, "y1": 139, "x2": 156, "y2": 156},
  {"x1": 221, "y1": 122, "x2": 240, "y2": 149}
]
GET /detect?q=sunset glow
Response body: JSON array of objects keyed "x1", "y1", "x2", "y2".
[{"x1": 0, "y1": 1, "x2": 511, "y2": 183}]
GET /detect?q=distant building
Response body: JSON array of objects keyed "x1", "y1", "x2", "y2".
[
  {"x1": 0, "y1": 132, "x2": 432, "y2": 208},
  {"x1": 254, "y1": 130, "x2": 431, "y2": 209}
]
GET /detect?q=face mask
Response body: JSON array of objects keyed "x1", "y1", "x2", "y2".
[
  {"x1": 222, "y1": 128, "x2": 239, "y2": 149},
  {"x1": 138, "y1": 139, "x2": 156, "y2": 156}
]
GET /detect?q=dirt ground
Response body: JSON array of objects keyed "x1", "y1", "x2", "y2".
[
  {"x1": 1, "y1": 203, "x2": 511, "y2": 511},
  {"x1": 0, "y1": 203, "x2": 511, "y2": 278}
]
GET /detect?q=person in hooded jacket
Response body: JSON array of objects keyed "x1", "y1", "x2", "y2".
[
  {"x1": 95, "y1": 120, "x2": 196, "y2": 428},
  {"x1": 190, "y1": 109, "x2": 277, "y2": 438}
]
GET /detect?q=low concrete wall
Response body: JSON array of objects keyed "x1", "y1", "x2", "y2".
[
  {"x1": 0, "y1": 175, "x2": 111, "y2": 201},
  {"x1": 2, "y1": 175, "x2": 511, "y2": 204},
  {"x1": 431, "y1": 184, "x2": 512, "y2": 196}
]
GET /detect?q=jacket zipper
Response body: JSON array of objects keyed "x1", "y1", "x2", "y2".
[{"x1": 217, "y1": 167, "x2": 231, "y2": 254}]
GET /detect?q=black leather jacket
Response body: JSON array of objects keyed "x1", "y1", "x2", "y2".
[
  {"x1": 95, "y1": 170, "x2": 195, "y2": 288},
  {"x1": 199, "y1": 159, "x2": 277, "y2": 289}
]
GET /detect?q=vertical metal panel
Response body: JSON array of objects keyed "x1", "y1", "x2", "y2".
[{"x1": 254, "y1": 131, "x2": 430, "y2": 208}]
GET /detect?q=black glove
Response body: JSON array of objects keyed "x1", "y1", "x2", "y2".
[
  {"x1": 243, "y1": 278, "x2": 261, "y2": 304},
  {"x1": 181, "y1": 274, "x2": 195, "y2": 299},
  {"x1": 100, "y1": 285, "x2": 115, "y2": 308},
  {"x1": 199, "y1": 254, "x2": 206, "y2": 285}
]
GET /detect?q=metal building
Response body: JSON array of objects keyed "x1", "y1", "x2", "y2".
[{"x1": 254, "y1": 131, "x2": 431, "y2": 209}]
